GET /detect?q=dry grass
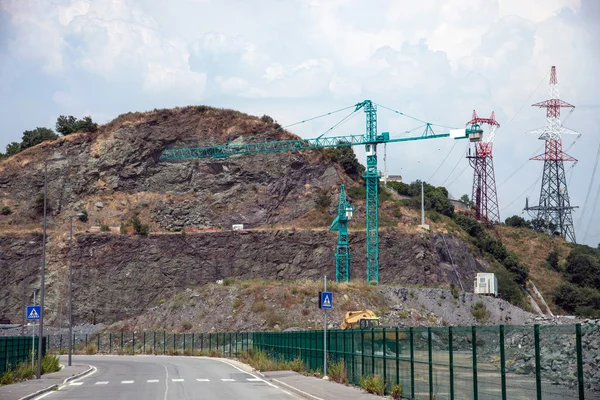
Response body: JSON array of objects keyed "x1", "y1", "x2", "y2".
[{"x1": 498, "y1": 226, "x2": 571, "y2": 313}]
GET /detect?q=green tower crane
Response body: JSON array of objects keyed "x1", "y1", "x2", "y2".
[
  {"x1": 159, "y1": 99, "x2": 480, "y2": 284},
  {"x1": 329, "y1": 184, "x2": 354, "y2": 282}
]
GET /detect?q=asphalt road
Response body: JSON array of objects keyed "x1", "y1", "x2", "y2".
[{"x1": 34, "y1": 355, "x2": 301, "y2": 400}]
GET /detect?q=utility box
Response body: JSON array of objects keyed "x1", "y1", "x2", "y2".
[
  {"x1": 474, "y1": 273, "x2": 497, "y2": 297},
  {"x1": 232, "y1": 224, "x2": 244, "y2": 230}
]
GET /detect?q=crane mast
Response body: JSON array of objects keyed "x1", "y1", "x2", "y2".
[
  {"x1": 159, "y1": 99, "x2": 477, "y2": 283},
  {"x1": 330, "y1": 184, "x2": 354, "y2": 281}
]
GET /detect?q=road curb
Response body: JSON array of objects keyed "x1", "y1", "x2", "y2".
[
  {"x1": 270, "y1": 378, "x2": 324, "y2": 400},
  {"x1": 17, "y1": 365, "x2": 94, "y2": 400}
]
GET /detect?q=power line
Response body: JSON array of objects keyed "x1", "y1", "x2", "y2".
[
  {"x1": 577, "y1": 143, "x2": 600, "y2": 228},
  {"x1": 428, "y1": 141, "x2": 458, "y2": 182},
  {"x1": 440, "y1": 143, "x2": 468, "y2": 186}
]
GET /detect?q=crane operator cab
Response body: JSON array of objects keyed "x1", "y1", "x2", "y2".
[
  {"x1": 468, "y1": 123, "x2": 483, "y2": 142},
  {"x1": 359, "y1": 318, "x2": 381, "y2": 329}
]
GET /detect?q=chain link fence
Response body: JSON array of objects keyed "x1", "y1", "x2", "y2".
[{"x1": 46, "y1": 322, "x2": 599, "y2": 399}]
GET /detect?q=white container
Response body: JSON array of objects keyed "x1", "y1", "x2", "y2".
[
  {"x1": 473, "y1": 273, "x2": 498, "y2": 297},
  {"x1": 232, "y1": 224, "x2": 244, "y2": 230}
]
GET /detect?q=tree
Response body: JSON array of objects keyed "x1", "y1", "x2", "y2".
[
  {"x1": 56, "y1": 115, "x2": 98, "y2": 135},
  {"x1": 325, "y1": 144, "x2": 365, "y2": 179},
  {"x1": 21, "y1": 127, "x2": 58, "y2": 150},
  {"x1": 459, "y1": 194, "x2": 472, "y2": 207},
  {"x1": 505, "y1": 215, "x2": 530, "y2": 228},
  {"x1": 546, "y1": 250, "x2": 560, "y2": 271},
  {"x1": 5, "y1": 142, "x2": 21, "y2": 156},
  {"x1": 76, "y1": 116, "x2": 98, "y2": 133},
  {"x1": 55, "y1": 115, "x2": 78, "y2": 135}
]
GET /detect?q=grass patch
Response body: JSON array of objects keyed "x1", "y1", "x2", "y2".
[
  {"x1": 327, "y1": 359, "x2": 348, "y2": 384},
  {"x1": 471, "y1": 301, "x2": 488, "y2": 320},
  {"x1": 1, "y1": 355, "x2": 60, "y2": 386},
  {"x1": 360, "y1": 374, "x2": 385, "y2": 395},
  {"x1": 238, "y1": 349, "x2": 305, "y2": 373}
]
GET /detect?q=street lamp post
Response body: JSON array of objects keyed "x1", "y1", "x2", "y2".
[
  {"x1": 37, "y1": 154, "x2": 64, "y2": 379},
  {"x1": 68, "y1": 213, "x2": 84, "y2": 367}
]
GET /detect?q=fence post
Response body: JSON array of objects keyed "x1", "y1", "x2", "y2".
[
  {"x1": 410, "y1": 327, "x2": 415, "y2": 400},
  {"x1": 383, "y1": 327, "x2": 387, "y2": 392},
  {"x1": 500, "y1": 325, "x2": 506, "y2": 400},
  {"x1": 472, "y1": 326, "x2": 478, "y2": 400},
  {"x1": 109, "y1": 333, "x2": 112, "y2": 353},
  {"x1": 143, "y1": 332, "x2": 146, "y2": 354},
  {"x1": 371, "y1": 328, "x2": 375, "y2": 376},
  {"x1": 534, "y1": 324, "x2": 541, "y2": 400},
  {"x1": 153, "y1": 332, "x2": 156, "y2": 354},
  {"x1": 576, "y1": 323, "x2": 584, "y2": 400},
  {"x1": 361, "y1": 329, "x2": 365, "y2": 378},
  {"x1": 163, "y1": 331, "x2": 166, "y2": 355},
  {"x1": 132, "y1": 332, "x2": 135, "y2": 354},
  {"x1": 59, "y1": 334, "x2": 62, "y2": 354},
  {"x1": 395, "y1": 328, "x2": 399, "y2": 386},
  {"x1": 97, "y1": 334, "x2": 100, "y2": 354},
  {"x1": 428, "y1": 327, "x2": 433, "y2": 400},
  {"x1": 183, "y1": 334, "x2": 186, "y2": 354},
  {"x1": 351, "y1": 329, "x2": 355, "y2": 384},
  {"x1": 449, "y1": 326, "x2": 454, "y2": 400},
  {"x1": 120, "y1": 332, "x2": 123, "y2": 353}
]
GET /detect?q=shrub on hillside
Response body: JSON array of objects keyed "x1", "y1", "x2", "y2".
[
  {"x1": 505, "y1": 215, "x2": 531, "y2": 228},
  {"x1": 1, "y1": 206, "x2": 12, "y2": 215}
]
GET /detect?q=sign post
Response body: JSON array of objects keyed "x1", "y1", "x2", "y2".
[
  {"x1": 318, "y1": 276, "x2": 332, "y2": 379},
  {"x1": 27, "y1": 293, "x2": 41, "y2": 368}
]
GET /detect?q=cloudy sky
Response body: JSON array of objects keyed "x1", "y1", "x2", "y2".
[{"x1": 1, "y1": 0, "x2": 599, "y2": 245}]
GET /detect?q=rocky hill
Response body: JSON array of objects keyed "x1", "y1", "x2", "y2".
[{"x1": 0, "y1": 104, "x2": 583, "y2": 332}]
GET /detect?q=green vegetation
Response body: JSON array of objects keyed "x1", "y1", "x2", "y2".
[
  {"x1": 325, "y1": 145, "x2": 365, "y2": 179},
  {"x1": 1, "y1": 206, "x2": 12, "y2": 215},
  {"x1": 0, "y1": 355, "x2": 60, "y2": 386},
  {"x1": 33, "y1": 193, "x2": 51, "y2": 214},
  {"x1": 546, "y1": 250, "x2": 560, "y2": 271},
  {"x1": 460, "y1": 194, "x2": 473, "y2": 208},
  {"x1": 453, "y1": 214, "x2": 528, "y2": 307},
  {"x1": 327, "y1": 359, "x2": 348, "y2": 384},
  {"x1": 388, "y1": 180, "x2": 455, "y2": 217},
  {"x1": 470, "y1": 301, "x2": 488, "y2": 320},
  {"x1": 131, "y1": 212, "x2": 149, "y2": 236},
  {"x1": 553, "y1": 244, "x2": 600, "y2": 317},
  {"x1": 360, "y1": 374, "x2": 385, "y2": 395},
  {"x1": 0, "y1": 115, "x2": 98, "y2": 159},
  {"x1": 55, "y1": 115, "x2": 98, "y2": 135},
  {"x1": 238, "y1": 349, "x2": 304, "y2": 373},
  {"x1": 314, "y1": 189, "x2": 332, "y2": 209}
]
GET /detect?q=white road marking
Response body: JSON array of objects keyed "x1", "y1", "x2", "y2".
[
  {"x1": 147, "y1": 379, "x2": 159, "y2": 383},
  {"x1": 95, "y1": 381, "x2": 109, "y2": 385},
  {"x1": 171, "y1": 378, "x2": 184, "y2": 382},
  {"x1": 69, "y1": 382, "x2": 83, "y2": 386},
  {"x1": 282, "y1": 390, "x2": 293, "y2": 396},
  {"x1": 196, "y1": 378, "x2": 210, "y2": 382},
  {"x1": 221, "y1": 378, "x2": 235, "y2": 381},
  {"x1": 246, "y1": 378, "x2": 262, "y2": 382},
  {"x1": 121, "y1": 380, "x2": 134, "y2": 384},
  {"x1": 214, "y1": 359, "x2": 280, "y2": 389}
]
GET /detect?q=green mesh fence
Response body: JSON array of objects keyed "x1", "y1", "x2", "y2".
[
  {"x1": 0, "y1": 336, "x2": 45, "y2": 373},
  {"x1": 46, "y1": 323, "x2": 598, "y2": 399}
]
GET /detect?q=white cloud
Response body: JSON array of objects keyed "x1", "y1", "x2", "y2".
[{"x1": 1, "y1": 0, "x2": 598, "y2": 245}]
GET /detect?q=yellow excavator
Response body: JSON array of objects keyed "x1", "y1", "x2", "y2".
[
  {"x1": 341, "y1": 309, "x2": 404, "y2": 355},
  {"x1": 340, "y1": 310, "x2": 382, "y2": 330}
]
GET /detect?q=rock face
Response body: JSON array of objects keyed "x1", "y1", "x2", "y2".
[
  {"x1": 0, "y1": 106, "x2": 354, "y2": 231},
  {"x1": 0, "y1": 230, "x2": 488, "y2": 325}
]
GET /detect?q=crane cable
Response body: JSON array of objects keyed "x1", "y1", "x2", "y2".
[
  {"x1": 580, "y1": 143, "x2": 600, "y2": 242},
  {"x1": 428, "y1": 141, "x2": 458, "y2": 182}
]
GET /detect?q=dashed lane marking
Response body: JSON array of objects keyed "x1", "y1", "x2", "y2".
[
  {"x1": 147, "y1": 379, "x2": 159, "y2": 383},
  {"x1": 221, "y1": 378, "x2": 235, "y2": 382},
  {"x1": 172, "y1": 379, "x2": 184, "y2": 382},
  {"x1": 69, "y1": 382, "x2": 83, "y2": 386},
  {"x1": 121, "y1": 380, "x2": 134, "y2": 384},
  {"x1": 196, "y1": 379, "x2": 210, "y2": 382},
  {"x1": 247, "y1": 378, "x2": 262, "y2": 382},
  {"x1": 95, "y1": 381, "x2": 109, "y2": 385}
]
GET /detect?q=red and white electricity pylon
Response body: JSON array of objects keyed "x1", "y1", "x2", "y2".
[{"x1": 466, "y1": 110, "x2": 501, "y2": 224}]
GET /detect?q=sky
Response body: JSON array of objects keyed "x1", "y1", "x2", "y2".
[{"x1": 0, "y1": 0, "x2": 599, "y2": 246}]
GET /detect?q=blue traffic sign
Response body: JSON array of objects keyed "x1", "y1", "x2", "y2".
[
  {"x1": 320, "y1": 292, "x2": 332, "y2": 309},
  {"x1": 26, "y1": 306, "x2": 41, "y2": 321}
]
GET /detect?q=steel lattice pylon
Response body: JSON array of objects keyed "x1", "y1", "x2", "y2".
[
  {"x1": 466, "y1": 111, "x2": 501, "y2": 223},
  {"x1": 524, "y1": 66, "x2": 579, "y2": 243}
]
